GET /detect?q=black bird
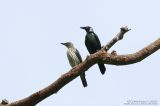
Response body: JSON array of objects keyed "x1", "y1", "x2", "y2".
[
  {"x1": 61, "y1": 42, "x2": 88, "y2": 87},
  {"x1": 80, "y1": 26, "x2": 106, "y2": 75}
]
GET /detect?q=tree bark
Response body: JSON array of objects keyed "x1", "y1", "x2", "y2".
[{"x1": 1, "y1": 27, "x2": 160, "y2": 106}]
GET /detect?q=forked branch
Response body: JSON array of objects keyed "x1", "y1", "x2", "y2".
[{"x1": 1, "y1": 26, "x2": 160, "y2": 106}]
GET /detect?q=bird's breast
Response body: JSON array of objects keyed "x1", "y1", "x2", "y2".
[
  {"x1": 67, "y1": 49, "x2": 80, "y2": 67},
  {"x1": 85, "y1": 35, "x2": 95, "y2": 43}
]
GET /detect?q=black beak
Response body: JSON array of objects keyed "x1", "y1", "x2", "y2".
[
  {"x1": 80, "y1": 26, "x2": 86, "y2": 30},
  {"x1": 61, "y1": 43, "x2": 67, "y2": 46}
]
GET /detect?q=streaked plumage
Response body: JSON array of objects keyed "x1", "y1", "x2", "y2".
[{"x1": 61, "y1": 42, "x2": 87, "y2": 87}]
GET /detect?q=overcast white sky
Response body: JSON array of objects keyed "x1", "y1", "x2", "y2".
[{"x1": 0, "y1": 0, "x2": 160, "y2": 106}]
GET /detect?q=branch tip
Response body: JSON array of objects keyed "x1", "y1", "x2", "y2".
[
  {"x1": 120, "y1": 26, "x2": 131, "y2": 32},
  {"x1": 1, "y1": 99, "x2": 9, "y2": 105},
  {"x1": 103, "y1": 26, "x2": 131, "y2": 51}
]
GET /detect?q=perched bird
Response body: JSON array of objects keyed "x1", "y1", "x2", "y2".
[
  {"x1": 61, "y1": 42, "x2": 88, "y2": 87},
  {"x1": 80, "y1": 26, "x2": 106, "y2": 75}
]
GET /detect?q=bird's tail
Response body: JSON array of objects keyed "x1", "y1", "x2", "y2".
[
  {"x1": 98, "y1": 63, "x2": 106, "y2": 75},
  {"x1": 80, "y1": 73, "x2": 88, "y2": 87}
]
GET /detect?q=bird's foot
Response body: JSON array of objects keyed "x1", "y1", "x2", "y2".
[
  {"x1": 72, "y1": 66, "x2": 77, "y2": 70},
  {"x1": 86, "y1": 55, "x2": 90, "y2": 60}
]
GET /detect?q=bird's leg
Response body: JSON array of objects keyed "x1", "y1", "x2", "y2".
[
  {"x1": 72, "y1": 66, "x2": 77, "y2": 70},
  {"x1": 86, "y1": 55, "x2": 90, "y2": 60},
  {"x1": 71, "y1": 65, "x2": 80, "y2": 72}
]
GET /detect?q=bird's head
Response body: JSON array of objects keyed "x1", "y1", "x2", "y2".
[
  {"x1": 61, "y1": 42, "x2": 74, "y2": 48},
  {"x1": 80, "y1": 26, "x2": 94, "y2": 33}
]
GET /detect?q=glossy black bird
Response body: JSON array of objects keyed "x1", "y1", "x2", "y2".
[
  {"x1": 61, "y1": 42, "x2": 88, "y2": 87},
  {"x1": 80, "y1": 26, "x2": 106, "y2": 75}
]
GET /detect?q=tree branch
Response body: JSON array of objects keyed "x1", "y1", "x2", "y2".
[
  {"x1": 0, "y1": 99, "x2": 9, "y2": 106},
  {"x1": 3, "y1": 27, "x2": 160, "y2": 106},
  {"x1": 103, "y1": 26, "x2": 131, "y2": 51},
  {"x1": 103, "y1": 38, "x2": 160, "y2": 65}
]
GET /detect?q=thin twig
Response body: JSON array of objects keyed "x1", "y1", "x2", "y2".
[{"x1": 103, "y1": 26, "x2": 131, "y2": 51}]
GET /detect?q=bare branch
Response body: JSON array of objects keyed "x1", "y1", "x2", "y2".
[
  {"x1": 102, "y1": 38, "x2": 160, "y2": 65},
  {"x1": 103, "y1": 26, "x2": 131, "y2": 51},
  {"x1": 8, "y1": 56, "x2": 96, "y2": 106},
  {"x1": 3, "y1": 27, "x2": 160, "y2": 106}
]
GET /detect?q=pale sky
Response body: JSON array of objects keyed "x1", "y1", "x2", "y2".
[{"x1": 0, "y1": 0, "x2": 160, "y2": 106}]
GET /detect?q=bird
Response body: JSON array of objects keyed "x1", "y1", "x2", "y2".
[
  {"x1": 61, "y1": 42, "x2": 88, "y2": 87},
  {"x1": 80, "y1": 26, "x2": 106, "y2": 75}
]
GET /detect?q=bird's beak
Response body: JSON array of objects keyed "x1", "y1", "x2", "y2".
[
  {"x1": 61, "y1": 43, "x2": 67, "y2": 46},
  {"x1": 80, "y1": 26, "x2": 86, "y2": 30}
]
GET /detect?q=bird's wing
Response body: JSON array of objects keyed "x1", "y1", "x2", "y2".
[
  {"x1": 75, "y1": 49, "x2": 82, "y2": 62},
  {"x1": 94, "y1": 33, "x2": 102, "y2": 48},
  {"x1": 67, "y1": 51, "x2": 75, "y2": 67}
]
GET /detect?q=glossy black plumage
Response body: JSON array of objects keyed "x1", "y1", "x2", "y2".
[{"x1": 81, "y1": 26, "x2": 106, "y2": 74}]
